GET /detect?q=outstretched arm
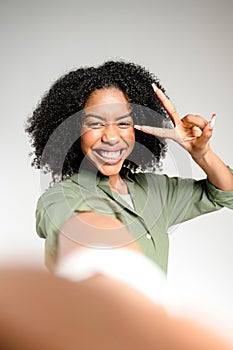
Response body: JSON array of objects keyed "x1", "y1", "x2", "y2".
[
  {"x1": 57, "y1": 212, "x2": 142, "y2": 266},
  {"x1": 1, "y1": 269, "x2": 233, "y2": 350},
  {"x1": 135, "y1": 84, "x2": 233, "y2": 191}
]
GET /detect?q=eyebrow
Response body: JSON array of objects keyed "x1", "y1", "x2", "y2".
[{"x1": 84, "y1": 113, "x2": 132, "y2": 121}]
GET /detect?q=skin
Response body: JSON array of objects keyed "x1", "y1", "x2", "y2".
[
  {"x1": 136, "y1": 86, "x2": 233, "y2": 191},
  {"x1": 42, "y1": 86, "x2": 233, "y2": 348},
  {"x1": 81, "y1": 88, "x2": 135, "y2": 194},
  {"x1": 81, "y1": 85, "x2": 233, "y2": 192},
  {"x1": 0, "y1": 269, "x2": 233, "y2": 350},
  {"x1": 57, "y1": 212, "x2": 142, "y2": 265},
  {"x1": 56, "y1": 85, "x2": 233, "y2": 265},
  {"x1": 56, "y1": 88, "x2": 140, "y2": 264}
]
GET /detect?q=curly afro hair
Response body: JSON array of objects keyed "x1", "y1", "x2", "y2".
[{"x1": 25, "y1": 60, "x2": 171, "y2": 184}]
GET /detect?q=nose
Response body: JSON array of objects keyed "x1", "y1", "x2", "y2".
[{"x1": 101, "y1": 124, "x2": 120, "y2": 144}]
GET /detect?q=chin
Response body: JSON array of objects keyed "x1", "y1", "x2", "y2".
[{"x1": 97, "y1": 163, "x2": 123, "y2": 177}]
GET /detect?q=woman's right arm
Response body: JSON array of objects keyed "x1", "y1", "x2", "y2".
[{"x1": 57, "y1": 212, "x2": 142, "y2": 264}]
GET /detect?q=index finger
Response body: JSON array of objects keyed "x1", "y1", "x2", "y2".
[
  {"x1": 152, "y1": 83, "x2": 180, "y2": 126},
  {"x1": 134, "y1": 125, "x2": 177, "y2": 139}
]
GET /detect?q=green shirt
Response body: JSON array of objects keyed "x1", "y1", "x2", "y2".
[{"x1": 36, "y1": 168, "x2": 233, "y2": 272}]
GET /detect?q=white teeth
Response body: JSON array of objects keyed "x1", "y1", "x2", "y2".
[{"x1": 98, "y1": 150, "x2": 122, "y2": 159}]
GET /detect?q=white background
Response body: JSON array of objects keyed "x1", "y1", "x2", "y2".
[{"x1": 0, "y1": 0, "x2": 233, "y2": 336}]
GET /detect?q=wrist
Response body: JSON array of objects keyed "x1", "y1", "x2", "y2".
[{"x1": 191, "y1": 147, "x2": 212, "y2": 163}]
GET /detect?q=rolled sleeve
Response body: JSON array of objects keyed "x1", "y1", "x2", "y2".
[{"x1": 205, "y1": 166, "x2": 233, "y2": 209}]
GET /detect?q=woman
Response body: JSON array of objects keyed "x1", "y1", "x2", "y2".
[{"x1": 26, "y1": 60, "x2": 233, "y2": 272}]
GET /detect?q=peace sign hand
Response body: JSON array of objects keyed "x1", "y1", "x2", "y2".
[{"x1": 134, "y1": 83, "x2": 216, "y2": 159}]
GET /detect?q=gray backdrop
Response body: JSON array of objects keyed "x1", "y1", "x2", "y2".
[{"x1": 0, "y1": 0, "x2": 232, "y2": 335}]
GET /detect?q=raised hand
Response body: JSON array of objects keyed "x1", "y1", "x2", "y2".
[{"x1": 134, "y1": 83, "x2": 216, "y2": 159}]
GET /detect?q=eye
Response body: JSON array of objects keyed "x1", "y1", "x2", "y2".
[
  {"x1": 84, "y1": 121, "x2": 105, "y2": 129},
  {"x1": 117, "y1": 121, "x2": 134, "y2": 129}
]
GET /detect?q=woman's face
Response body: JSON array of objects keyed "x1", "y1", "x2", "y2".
[{"x1": 81, "y1": 88, "x2": 135, "y2": 177}]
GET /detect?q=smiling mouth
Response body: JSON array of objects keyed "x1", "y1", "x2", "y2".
[{"x1": 93, "y1": 149, "x2": 126, "y2": 164}]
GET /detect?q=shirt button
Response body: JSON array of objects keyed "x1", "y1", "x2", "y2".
[{"x1": 146, "y1": 233, "x2": 152, "y2": 240}]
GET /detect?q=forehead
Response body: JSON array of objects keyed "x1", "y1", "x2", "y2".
[{"x1": 84, "y1": 88, "x2": 131, "y2": 119}]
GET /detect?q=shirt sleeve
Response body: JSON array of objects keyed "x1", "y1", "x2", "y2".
[{"x1": 165, "y1": 166, "x2": 233, "y2": 228}]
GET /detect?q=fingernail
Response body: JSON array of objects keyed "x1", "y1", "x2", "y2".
[
  {"x1": 152, "y1": 83, "x2": 159, "y2": 93},
  {"x1": 210, "y1": 113, "x2": 216, "y2": 129},
  {"x1": 134, "y1": 125, "x2": 141, "y2": 130}
]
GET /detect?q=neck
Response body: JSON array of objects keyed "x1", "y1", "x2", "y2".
[{"x1": 109, "y1": 174, "x2": 128, "y2": 194}]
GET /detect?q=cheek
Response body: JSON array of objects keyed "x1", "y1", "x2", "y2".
[
  {"x1": 123, "y1": 129, "x2": 135, "y2": 144},
  {"x1": 129, "y1": 129, "x2": 135, "y2": 140},
  {"x1": 80, "y1": 131, "x2": 96, "y2": 154}
]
